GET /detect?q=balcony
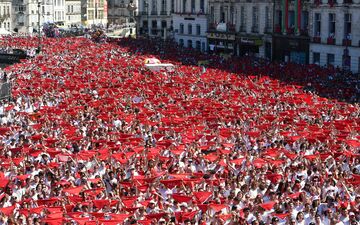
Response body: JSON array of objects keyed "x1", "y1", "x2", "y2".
[
  {"x1": 160, "y1": 11, "x2": 167, "y2": 15},
  {"x1": 342, "y1": 39, "x2": 351, "y2": 46},
  {"x1": 151, "y1": 11, "x2": 157, "y2": 15},
  {"x1": 327, "y1": 37, "x2": 335, "y2": 45},
  {"x1": 312, "y1": 36, "x2": 321, "y2": 43},
  {"x1": 251, "y1": 26, "x2": 259, "y2": 33}
]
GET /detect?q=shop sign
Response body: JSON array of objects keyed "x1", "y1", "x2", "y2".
[
  {"x1": 207, "y1": 32, "x2": 236, "y2": 41},
  {"x1": 239, "y1": 37, "x2": 263, "y2": 46}
]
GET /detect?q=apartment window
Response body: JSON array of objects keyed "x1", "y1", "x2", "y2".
[
  {"x1": 344, "y1": 13, "x2": 351, "y2": 39},
  {"x1": 179, "y1": 39, "x2": 184, "y2": 47},
  {"x1": 152, "y1": 20, "x2": 157, "y2": 28},
  {"x1": 313, "y1": 52, "x2": 320, "y2": 64},
  {"x1": 161, "y1": 0, "x2": 166, "y2": 12},
  {"x1": 265, "y1": 6, "x2": 271, "y2": 28},
  {"x1": 180, "y1": 23, "x2": 184, "y2": 34},
  {"x1": 182, "y1": 0, "x2": 186, "y2": 13},
  {"x1": 252, "y1": 6, "x2": 258, "y2": 32},
  {"x1": 152, "y1": 0, "x2": 157, "y2": 13},
  {"x1": 196, "y1": 24, "x2": 201, "y2": 35},
  {"x1": 191, "y1": 0, "x2": 195, "y2": 13},
  {"x1": 188, "y1": 24, "x2": 192, "y2": 34},
  {"x1": 210, "y1": 6, "x2": 214, "y2": 23},
  {"x1": 196, "y1": 41, "x2": 201, "y2": 51},
  {"x1": 200, "y1": 0, "x2": 204, "y2": 12},
  {"x1": 327, "y1": 53, "x2": 335, "y2": 66},
  {"x1": 328, "y1": 13, "x2": 335, "y2": 36},
  {"x1": 314, "y1": 13, "x2": 321, "y2": 36},
  {"x1": 161, "y1": 20, "x2": 167, "y2": 28},
  {"x1": 171, "y1": 0, "x2": 174, "y2": 12},
  {"x1": 187, "y1": 40, "x2": 192, "y2": 48},
  {"x1": 230, "y1": 6, "x2": 234, "y2": 24},
  {"x1": 143, "y1": 0, "x2": 148, "y2": 11},
  {"x1": 240, "y1": 6, "x2": 245, "y2": 28},
  {"x1": 220, "y1": 6, "x2": 225, "y2": 23},
  {"x1": 98, "y1": 10, "x2": 103, "y2": 19}
]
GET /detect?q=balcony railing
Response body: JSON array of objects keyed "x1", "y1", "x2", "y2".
[
  {"x1": 327, "y1": 37, "x2": 335, "y2": 45},
  {"x1": 313, "y1": 36, "x2": 321, "y2": 43},
  {"x1": 342, "y1": 39, "x2": 351, "y2": 46}
]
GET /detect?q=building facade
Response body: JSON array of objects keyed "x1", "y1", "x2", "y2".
[
  {"x1": 173, "y1": 0, "x2": 208, "y2": 51},
  {"x1": 108, "y1": 0, "x2": 138, "y2": 25},
  {"x1": 0, "y1": 0, "x2": 11, "y2": 32},
  {"x1": 309, "y1": 0, "x2": 360, "y2": 72},
  {"x1": 272, "y1": 0, "x2": 310, "y2": 64},
  {"x1": 65, "y1": 0, "x2": 82, "y2": 26},
  {"x1": 206, "y1": 0, "x2": 274, "y2": 57},
  {"x1": 54, "y1": 0, "x2": 66, "y2": 23},
  {"x1": 137, "y1": 0, "x2": 174, "y2": 38},
  {"x1": 81, "y1": 0, "x2": 108, "y2": 26},
  {"x1": 12, "y1": 0, "x2": 54, "y2": 33}
]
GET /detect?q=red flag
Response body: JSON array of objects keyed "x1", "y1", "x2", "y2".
[{"x1": 193, "y1": 192, "x2": 212, "y2": 203}]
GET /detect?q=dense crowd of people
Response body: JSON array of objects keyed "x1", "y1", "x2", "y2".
[{"x1": 0, "y1": 36, "x2": 358, "y2": 225}]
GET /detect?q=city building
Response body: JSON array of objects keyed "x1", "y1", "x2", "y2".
[
  {"x1": 108, "y1": 0, "x2": 138, "y2": 25},
  {"x1": 173, "y1": 0, "x2": 208, "y2": 51},
  {"x1": 80, "y1": 0, "x2": 108, "y2": 27},
  {"x1": 207, "y1": 0, "x2": 273, "y2": 57},
  {"x1": 0, "y1": 0, "x2": 11, "y2": 32},
  {"x1": 54, "y1": 0, "x2": 66, "y2": 23},
  {"x1": 272, "y1": 0, "x2": 310, "y2": 64},
  {"x1": 65, "y1": 0, "x2": 82, "y2": 26},
  {"x1": 137, "y1": 0, "x2": 174, "y2": 38},
  {"x1": 12, "y1": 0, "x2": 54, "y2": 33},
  {"x1": 308, "y1": 0, "x2": 360, "y2": 72}
]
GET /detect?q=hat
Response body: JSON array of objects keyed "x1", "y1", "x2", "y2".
[
  {"x1": 180, "y1": 202, "x2": 188, "y2": 207},
  {"x1": 349, "y1": 212, "x2": 355, "y2": 216},
  {"x1": 159, "y1": 218, "x2": 166, "y2": 222}
]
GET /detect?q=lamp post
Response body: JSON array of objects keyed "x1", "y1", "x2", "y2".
[{"x1": 37, "y1": 1, "x2": 41, "y2": 53}]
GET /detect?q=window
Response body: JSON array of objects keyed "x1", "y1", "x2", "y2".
[
  {"x1": 188, "y1": 24, "x2": 192, "y2": 34},
  {"x1": 313, "y1": 52, "x2": 320, "y2": 64},
  {"x1": 230, "y1": 6, "x2": 234, "y2": 24},
  {"x1": 161, "y1": 20, "x2": 167, "y2": 28},
  {"x1": 152, "y1": 20, "x2": 157, "y2": 28},
  {"x1": 327, "y1": 53, "x2": 334, "y2": 66},
  {"x1": 196, "y1": 24, "x2": 201, "y2": 35},
  {"x1": 179, "y1": 39, "x2": 184, "y2": 47},
  {"x1": 171, "y1": 0, "x2": 174, "y2": 13},
  {"x1": 328, "y1": 13, "x2": 335, "y2": 36},
  {"x1": 152, "y1": 0, "x2": 157, "y2": 14},
  {"x1": 200, "y1": 0, "x2": 204, "y2": 12},
  {"x1": 265, "y1": 6, "x2": 271, "y2": 28},
  {"x1": 161, "y1": 0, "x2": 166, "y2": 12},
  {"x1": 196, "y1": 41, "x2": 201, "y2": 50},
  {"x1": 210, "y1": 6, "x2": 214, "y2": 23},
  {"x1": 179, "y1": 23, "x2": 184, "y2": 34},
  {"x1": 220, "y1": 6, "x2": 225, "y2": 22},
  {"x1": 344, "y1": 13, "x2": 351, "y2": 39},
  {"x1": 252, "y1": 6, "x2": 258, "y2": 32},
  {"x1": 187, "y1": 40, "x2": 192, "y2": 48},
  {"x1": 182, "y1": 0, "x2": 186, "y2": 13},
  {"x1": 314, "y1": 13, "x2": 321, "y2": 36},
  {"x1": 143, "y1": 0, "x2": 148, "y2": 11},
  {"x1": 240, "y1": 6, "x2": 245, "y2": 30},
  {"x1": 191, "y1": 0, "x2": 195, "y2": 13}
]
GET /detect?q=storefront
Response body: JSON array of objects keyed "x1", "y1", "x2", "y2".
[
  {"x1": 207, "y1": 32, "x2": 236, "y2": 55},
  {"x1": 272, "y1": 35, "x2": 310, "y2": 64},
  {"x1": 236, "y1": 36, "x2": 263, "y2": 57}
]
